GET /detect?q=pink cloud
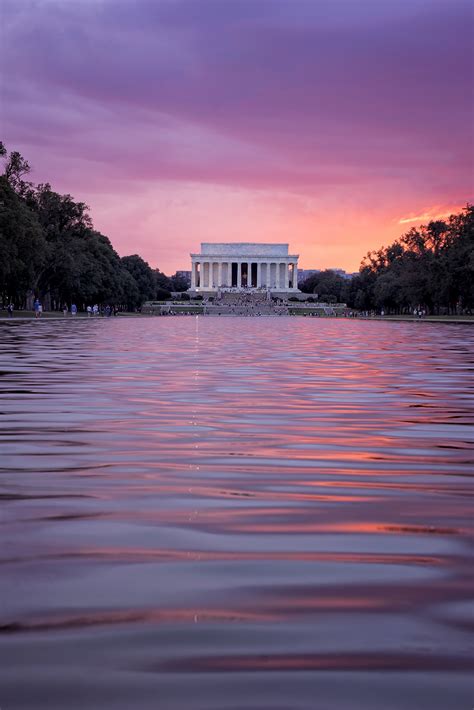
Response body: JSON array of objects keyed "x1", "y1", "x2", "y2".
[{"x1": 1, "y1": 0, "x2": 472, "y2": 273}]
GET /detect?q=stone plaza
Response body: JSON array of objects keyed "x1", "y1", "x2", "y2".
[{"x1": 190, "y1": 243, "x2": 299, "y2": 293}]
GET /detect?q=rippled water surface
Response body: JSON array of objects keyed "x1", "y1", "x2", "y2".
[{"x1": 1, "y1": 317, "x2": 473, "y2": 709}]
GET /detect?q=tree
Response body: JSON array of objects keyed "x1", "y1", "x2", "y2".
[
  {"x1": 121, "y1": 254, "x2": 155, "y2": 309},
  {"x1": 1, "y1": 143, "x2": 32, "y2": 196},
  {"x1": 0, "y1": 141, "x2": 184, "y2": 311},
  {"x1": 0, "y1": 176, "x2": 46, "y2": 305},
  {"x1": 170, "y1": 272, "x2": 190, "y2": 291},
  {"x1": 156, "y1": 287, "x2": 172, "y2": 301},
  {"x1": 351, "y1": 205, "x2": 474, "y2": 313},
  {"x1": 300, "y1": 270, "x2": 346, "y2": 302},
  {"x1": 154, "y1": 268, "x2": 173, "y2": 294}
]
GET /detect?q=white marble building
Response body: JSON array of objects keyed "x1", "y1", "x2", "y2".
[{"x1": 190, "y1": 243, "x2": 299, "y2": 292}]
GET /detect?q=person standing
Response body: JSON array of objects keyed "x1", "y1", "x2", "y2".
[
  {"x1": 71, "y1": 303, "x2": 77, "y2": 317},
  {"x1": 34, "y1": 298, "x2": 41, "y2": 318},
  {"x1": 63, "y1": 304, "x2": 68, "y2": 317},
  {"x1": 7, "y1": 302, "x2": 13, "y2": 318},
  {"x1": 86, "y1": 305, "x2": 92, "y2": 317}
]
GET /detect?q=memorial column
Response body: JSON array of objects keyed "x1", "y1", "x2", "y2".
[
  {"x1": 257, "y1": 261, "x2": 261, "y2": 287},
  {"x1": 191, "y1": 260, "x2": 196, "y2": 289},
  {"x1": 237, "y1": 261, "x2": 242, "y2": 288},
  {"x1": 284, "y1": 261, "x2": 289, "y2": 289},
  {"x1": 218, "y1": 261, "x2": 222, "y2": 287}
]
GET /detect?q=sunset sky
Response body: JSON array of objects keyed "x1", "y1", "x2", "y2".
[{"x1": 2, "y1": 0, "x2": 473, "y2": 274}]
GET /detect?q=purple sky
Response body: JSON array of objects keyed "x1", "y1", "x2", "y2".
[{"x1": 2, "y1": 0, "x2": 473, "y2": 272}]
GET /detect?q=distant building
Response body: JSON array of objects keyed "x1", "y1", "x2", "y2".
[
  {"x1": 298, "y1": 268, "x2": 357, "y2": 283},
  {"x1": 329, "y1": 269, "x2": 358, "y2": 280}
]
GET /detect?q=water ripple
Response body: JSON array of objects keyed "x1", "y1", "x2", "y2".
[{"x1": 1, "y1": 317, "x2": 473, "y2": 710}]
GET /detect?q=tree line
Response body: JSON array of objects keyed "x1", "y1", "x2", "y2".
[
  {"x1": 1, "y1": 142, "x2": 472, "y2": 313},
  {"x1": 300, "y1": 205, "x2": 473, "y2": 314},
  {"x1": 0, "y1": 142, "x2": 187, "y2": 311}
]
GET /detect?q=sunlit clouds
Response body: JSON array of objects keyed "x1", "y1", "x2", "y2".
[
  {"x1": 398, "y1": 206, "x2": 467, "y2": 225},
  {"x1": 2, "y1": 0, "x2": 472, "y2": 272}
]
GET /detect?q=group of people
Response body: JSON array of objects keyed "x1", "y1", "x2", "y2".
[
  {"x1": 347, "y1": 310, "x2": 374, "y2": 318},
  {"x1": 26, "y1": 301, "x2": 119, "y2": 317},
  {"x1": 63, "y1": 304, "x2": 117, "y2": 317},
  {"x1": 159, "y1": 310, "x2": 196, "y2": 316},
  {"x1": 63, "y1": 303, "x2": 78, "y2": 316},
  {"x1": 205, "y1": 292, "x2": 288, "y2": 316}
]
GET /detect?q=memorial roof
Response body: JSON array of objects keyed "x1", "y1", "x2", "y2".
[{"x1": 199, "y1": 242, "x2": 289, "y2": 257}]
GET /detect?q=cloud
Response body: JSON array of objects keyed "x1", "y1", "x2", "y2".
[
  {"x1": 1, "y1": 0, "x2": 472, "y2": 271},
  {"x1": 398, "y1": 205, "x2": 467, "y2": 224}
]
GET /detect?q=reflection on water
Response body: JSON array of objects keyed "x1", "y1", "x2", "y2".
[{"x1": 1, "y1": 317, "x2": 473, "y2": 710}]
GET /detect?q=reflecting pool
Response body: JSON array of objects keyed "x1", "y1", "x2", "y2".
[{"x1": 1, "y1": 317, "x2": 473, "y2": 709}]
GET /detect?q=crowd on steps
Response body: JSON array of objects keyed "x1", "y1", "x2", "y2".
[{"x1": 203, "y1": 291, "x2": 288, "y2": 316}]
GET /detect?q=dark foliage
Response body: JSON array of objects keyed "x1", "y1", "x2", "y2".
[
  {"x1": 169, "y1": 272, "x2": 190, "y2": 291},
  {"x1": 121, "y1": 254, "x2": 155, "y2": 310},
  {"x1": 355, "y1": 207, "x2": 474, "y2": 313},
  {"x1": 0, "y1": 143, "x2": 178, "y2": 310},
  {"x1": 155, "y1": 288, "x2": 172, "y2": 301},
  {"x1": 298, "y1": 207, "x2": 473, "y2": 313}
]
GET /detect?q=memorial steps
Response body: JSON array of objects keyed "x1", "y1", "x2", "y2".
[
  {"x1": 142, "y1": 293, "x2": 348, "y2": 316},
  {"x1": 204, "y1": 291, "x2": 288, "y2": 316}
]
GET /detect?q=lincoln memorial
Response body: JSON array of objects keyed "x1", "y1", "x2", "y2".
[{"x1": 190, "y1": 242, "x2": 299, "y2": 292}]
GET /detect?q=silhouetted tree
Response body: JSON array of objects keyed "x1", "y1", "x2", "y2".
[
  {"x1": 0, "y1": 141, "x2": 181, "y2": 310},
  {"x1": 300, "y1": 270, "x2": 346, "y2": 302},
  {"x1": 122, "y1": 254, "x2": 155, "y2": 309},
  {"x1": 0, "y1": 176, "x2": 46, "y2": 305},
  {"x1": 352, "y1": 205, "x2": 474, "y2": 313}
]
